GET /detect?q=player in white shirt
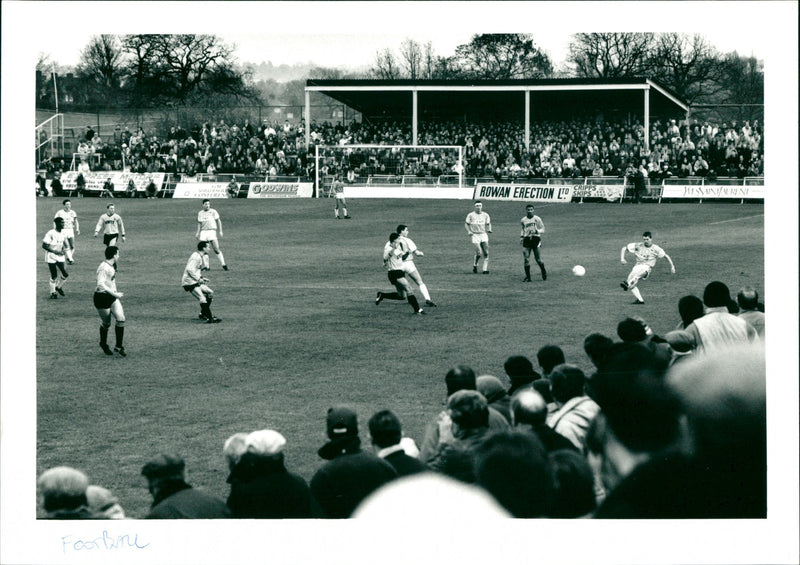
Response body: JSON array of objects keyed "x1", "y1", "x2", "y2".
[
  {"x1": 465, "y1": 200, "x2": 492, "y2": 274},
  {"x1": 375, "y1": 233, "x2": 424, "y2": 315},
  {"x1": 520, "y1": 204, "x2": 547, "y2": 282},
  {"x1": 332, "y1": 175, "x2": 351, "y2": 219},
  {"x1": 620, "y1": 231, "x2": 676, "y2": 304},
  {"x1": 42, "y1": 217, "x2": 69, "y2": 299},
  {"x1": 396, "y1": 224, "x2": 436, "y2": 307},
  {"x1": 182, "y1": 241, "x2": 221, "y2": 323},
  {"x1": 94, "y1": 245, "x2": 126, "y2": 356},
  {"x1": 94, "y1": 204, "x2": 126, "y2": 247},
  {"x1": 54, "y1": 199, "x2": 79, "y2": 263},
  {"x1": 196, "y1": 199, "x2": 228, "y2": 270}
]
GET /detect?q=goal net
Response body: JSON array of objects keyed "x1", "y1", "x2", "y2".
[{"x1": 314, "y1": 144, "x2": 464, "y2": 197}]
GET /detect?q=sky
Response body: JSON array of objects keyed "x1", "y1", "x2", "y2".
[{"x1": 28, "y1": 3, "x2": 767, "y2": 71}]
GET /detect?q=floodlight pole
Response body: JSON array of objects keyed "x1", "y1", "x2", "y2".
[{"x1": 52, "y1": 63, "x2": 59, "y2": 115}]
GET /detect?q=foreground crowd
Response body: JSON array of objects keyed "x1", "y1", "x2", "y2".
[{"x1": 38, "y1": 280, "x2": 765, "y2": 520}]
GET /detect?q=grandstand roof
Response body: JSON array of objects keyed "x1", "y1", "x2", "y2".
[{"x1": 306, "y1": 77, "x2": 688, "y2": 122}]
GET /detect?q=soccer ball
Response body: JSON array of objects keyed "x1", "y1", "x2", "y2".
[{"x1": 572, "y1": 265, "x2": 586, "y2": 277}]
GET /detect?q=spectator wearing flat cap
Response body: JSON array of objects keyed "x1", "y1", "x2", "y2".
[
  {"x1": 310, "y1": 406, "x2": 397, "y2": 518},
  {"x1": 37, "y1": 466, "x2": 98, "y2": 519},
  {"x1": 368, "y1": 410, "x2": 428, "y2": 478},
  {"x1": 545, "y1": 364, "x2": 600, "y2": 452},
  {"x1": 683, "y1": 281, "x2": 758, "y2": 354},
  {"x1": 141, "y1": 454, "x2": 230, "y2": 519},
  {"x1": 510, "y1": 388, "x2": 578, "y2": 453},
  {"x1": 503, "y1": 355, "x2": 542, "y2": 397},
  {"x1": 419, "y1": 365, "x2": 510, "y2": 464},
  {"x1": 476, "y1": 375, "x2": 512, "y2": 424},
  {"x1": 86, "y1": 485, "x2": 127, "y2": 519},
  {"x1": 227, "y1": 430, "x2": 317, "y2": 518}
]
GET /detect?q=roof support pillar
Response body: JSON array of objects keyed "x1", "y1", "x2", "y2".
[
  {"x1": 524, "y1": 89, "x2": 531, "y2": 152},
  {"x1": 412, "y1": 89, "x2": 418, "y2": 145},
  {"x1": 305, "y1": 89, "x2": 311, "y2": 149},
  {"x1": 643, "y1": 87, "x2": 650, "y2": 151}
]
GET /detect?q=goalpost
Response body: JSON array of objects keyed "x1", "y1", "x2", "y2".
[{"x1": 314, "y1": 144, "x2": 464, "y2": 197}]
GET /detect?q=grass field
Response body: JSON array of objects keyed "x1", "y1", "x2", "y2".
[{"x1": 35, "y1": 197, "x2": 764, "y2": 518}]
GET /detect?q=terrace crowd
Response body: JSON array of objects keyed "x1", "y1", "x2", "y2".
[
  {"x1": 39, "y1": 280, "x2": 765, "y2": 521},
  {"x1": 41, "y1": 115, "x2": 763, "y2": 184}
]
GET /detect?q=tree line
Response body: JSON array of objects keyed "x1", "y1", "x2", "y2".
[{"x1": 36, "y1": 33, "x2": 762, "y2": 113}]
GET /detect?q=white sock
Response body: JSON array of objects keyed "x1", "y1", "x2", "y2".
[
  {"x1": 49, "y1": 279, "x2": 57, "y2": 293},
  {"x1": 632, "y1": 287, "x2": 644, "y2": 301},
  {"x1": 203, "y1": 255, "x2": 210, "y2": 270},
  {"x1": 217, "y1": 252, "x2": 226, "y2": 266},
  {"x1": 419, "y1": 283, "x2": 430, "y2": 301},
  {"x1": 58, "y1": 275, "x2": 67, "y2": 289},
  {"x1": 66, "y1": 248, "x2": 74, "y2": 261},
  {"x1": 483, "y1": 258, "x2": 489, "y2": 271},
  {"x1": 343, "y1": 208, "x2": 348, "y2": 216}
]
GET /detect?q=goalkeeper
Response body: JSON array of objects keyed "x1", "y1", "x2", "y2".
[
  {"x1": 520, "y1": 204, "x2": 547, "y2": 282},
  {"x1": 181, "y1": 241, "x2": 221, "y2": 323}
]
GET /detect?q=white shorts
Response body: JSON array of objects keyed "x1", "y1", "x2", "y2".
[
  {"x1": 62, "y1": 228, "x2": 75, "y2": 239},
  {"x1": 470, "y1": 233, "x2": 489, "y2": 245},
  {"x1": 199, "y1": 230, "x2": 218, "y2": 242},
  {"x1": 402, "y1": 262, "x2": 417, "y2": 275},
  {"x1": 628, "y1": 263, "x2": 652, "y2": 283},
  {"x1": 45, "y1": 252, "x2": 65, "y2": 264}
]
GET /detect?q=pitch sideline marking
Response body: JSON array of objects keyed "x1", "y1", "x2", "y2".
[{"x1": 709, "y1": 214, "x2": 764, "y2": 225}]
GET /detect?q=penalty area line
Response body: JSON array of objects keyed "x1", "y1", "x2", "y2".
[{"x1": 709, "y1": 214, "x2": 764, "y2": 225}]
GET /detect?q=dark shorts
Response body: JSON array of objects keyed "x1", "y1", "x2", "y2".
[
  {"x1": 103, "y1": 234, "x2": 119, "y2": 246},
  {"x1": 93, "y1": 291, "x2": 116, "y2": 309},
  {"x1": 522, "y1": 236, "x2": 541, "y2": 249},
  {"x1": 388, "y1": 270, "x2": 405, "y2": 285},
  {"x1": 183, "y1": 284, "x2": 199, "y2": 292}
]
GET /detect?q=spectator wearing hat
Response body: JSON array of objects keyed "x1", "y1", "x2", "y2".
[
  {"x1": 428, "y1": 390, "x2": 494, "y2": 483},
  {"x1": 510, "y1": 388, "x2": 578, "y2": 453},
  {"x1": 141, "y1": 454, "x2": 230, "y2": 519},
  {"x1": 595, "y1": 342, "x2": 765, "y2": 518},
  {"x1": 476, "y1": 375, "x2": 512, "y2": 424},
  {"x1": 419, "y1": 365, "x2": 510, "y2": 464},
  {"x1": 310, "y1": 406, "x2": 397, "y2": 518},
  {"x1": 683, "y1": 281, "x2": 758, "y2": 354},
  {"x1": 474, "y1": 430, "x2": 556, "y2": 518},
  {"x1": 546, "y1": 364, "x2": 600, "y2": 452},
  {"x1": 503, "y1": 355, "x2": 542, "y2": 397},
  {"x1": 736, "y1": 286, "x2": 765, "y2": 338},
  {"x1": 86, "y1": 485, "x2": 127, "y2": 519},
  {"x1": 37, "y1": 466, "x2": 98, "y2": 519},
  {"x1": 227, "y1": 430, "x2": 317, "y2": 518},
  {"x1": 368, "y1": 410, "x2": 428, "y2": 477}
]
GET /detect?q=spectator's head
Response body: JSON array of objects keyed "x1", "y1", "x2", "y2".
[
  {"x1": 503, "y1": 355, "x2": 538, "y2": 389},
  {"x1": 447, "y1": 390, "x2": 489, "y2": 432},
  {"x1": 737, "y1": 286, "x2": 760, "y2": 311},
  {"x1": 141, "y1": 455, "x2": 186, "y2": 496},
  {"x1": 583, "y1": 333, "x2": 614, "y2": 369},
  {"x1": 37, "y1": 466, "x2": 90, "y2": 516},
  {"x1": 222, "y1": 432, "x2": 249, "y2": 471},
  {"x1": 510, "y1": 388, "x2": 548, "y2": 427},
  {"x1": 592, "y1": 342, "x2": 680, "y2": 453},
  {"x1": 474, "y1": 430, "x2": 555, "y2": 517},
  {"x1": 537, "y1": 345, "x2": 565, "y2": 376},
  {"x1": 245, "y1": 429, "x2": 287, "y2": 464},
  {"x1": 318, "y1": 405, "x2": 360, "y2": 460},
  {"x1": 548, "y1": 449, "x2": 596, "y2": 518},
  {"x1": 678, "y1": 295, "x2": 704, "y2": 327},
  {"x1": 617, "y1": 317, "x2": 651, "y2": 342},
  {"x1": 476, "y1": 375, "x2": 507, "y2": 404},
  {"x1": 368, "y1": 409, "x2": 403, "y2": 449},
  {"x1": 445, "y1": 364, "x2": 477, "y2": 396},
  {"x1": 703, "y1": 280, "x2": 733, "y2": 309},
  {"x1": 549, "y1": 363, "x2": 586, "y2": 404},
  {"x1": 86, "y1": 485, "x2": 126, "y2": 519}
]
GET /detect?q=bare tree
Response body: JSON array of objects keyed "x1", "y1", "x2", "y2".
[
  {"x1": 76, "y1": 35, "x2": 125, "y2": 91},
  {"x1": 568, "y1": 32, "x2": 655, "y2": 78},
  {"x1": 373, "y1": 48, "x2": 400, "y2": 79},
  {"x1": 452, "y1": 34, "x2": 553, "y2": 79},
  {"x1": 399, "y1": 39, "x2": 423, "y2": 79},
  {"x1": 650, "y1": 33, "x2": 725, "y2": 103}
]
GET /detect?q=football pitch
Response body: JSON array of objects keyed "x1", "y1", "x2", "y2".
[{"x1": 35, "y1": 197, "x2": 764, "y2": 518}]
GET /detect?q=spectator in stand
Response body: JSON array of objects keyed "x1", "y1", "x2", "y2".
[
  {"x1": 367, "y1": 409, "x2": 428, "y2": 477},
  {"x1": 418, "y1": 365, "x2": 510, "y2": 464},
  {"x1": 222, "y1": 432, "x2": 249, "y2": 474},
  {"x1": 50, "y1": 171, "x2": 63, "y2": 196},
  {"x1": 535, "y1": 344, "x2": 565, "y2": 403},
  {"x1": 226, "y1": 429, "x2": 317, "y2": 518},
  {"x1": 75, "y1": 172, "x2": 86, "y2": 197},
  {"x1": 310, "y1": 406, "x2": 397, "y2": 518},
  {"x1": 86, "y1": 485, "x2": 127, "y2": 519},
  {"x1": 546, "y1": 364, "x2": 600, "y2": 452},
  {"x1": 683, "y1": 281, "x2": 758, "y2": 353},
  {"x1": 675, "y1": 294, "x2": 704, "y2": 330},
  {"x1": 474, "y1": 430, "x2": 556, "y2": 518},
  {"x1": 141, "y1": 454, "x2": 231, "y2": 519},
  {"x1": 548, "y1": 449, "x2": 597, "y2": 518},
  {"x1": 101, "y1": 177, "x2": 115, "y2": 198},
  {"x1": 476, "y1": 375, "x2": 512, "y2": 424},
  {"x1": 145, "y1": 177, "x2": 158, "y2": 199},
  {"x1": 736, "y1": 286, "x2": 765, "y2": 338},
  {"x1": 596, "y1": 342, "x2": 765, "y2": 518},
  {"x1": 510, "y1": 388, "x2": 578, "y2": 453},
  {"x1": 37, "y1": 466, "x2": 97, "y2": 519},
  {"x1": 504, "y1": 354, "x2": 542, "y2": 397}
]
